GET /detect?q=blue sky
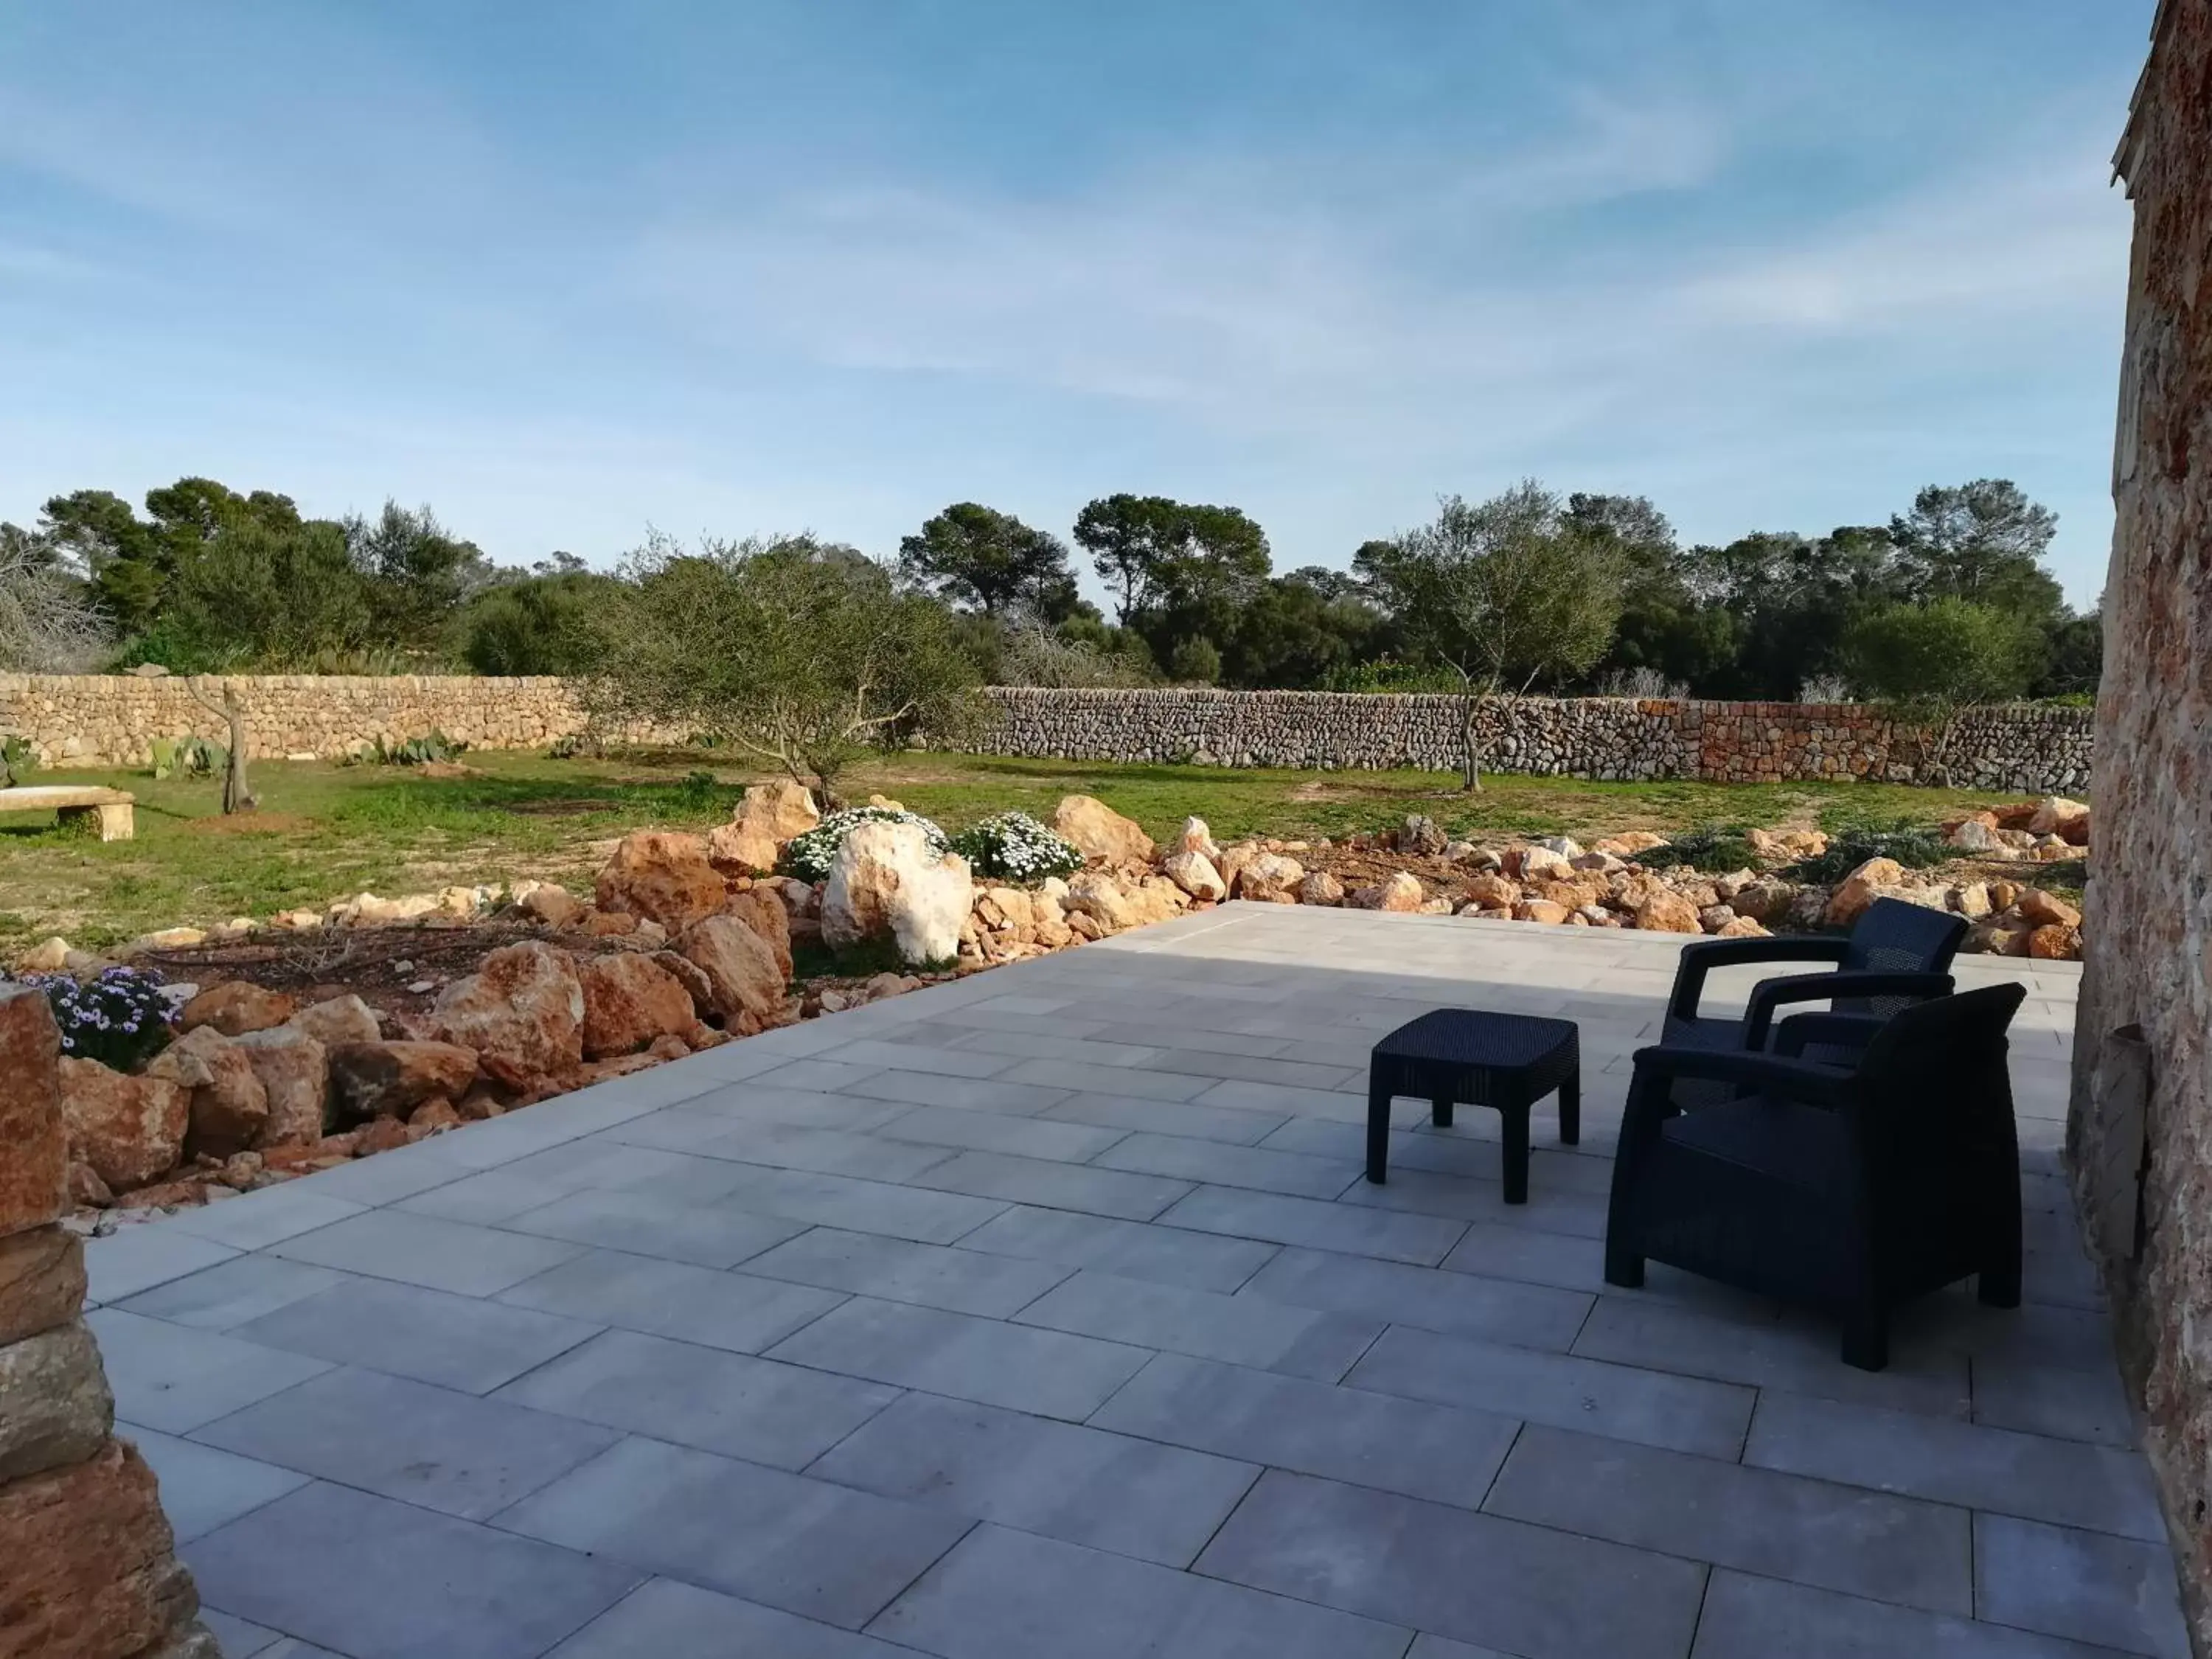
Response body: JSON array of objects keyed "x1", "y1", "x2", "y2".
[{"x1": 0, "y1": 1, "x2": 2152, "y2": 607}]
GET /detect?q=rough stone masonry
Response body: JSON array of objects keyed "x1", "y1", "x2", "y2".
[
  {"x1": 0, "y1": 984, "x2": 218, "y2": 1659},
  {"x1": 2070, "y1": 1, "x2": 2212, "y2": 1650}
]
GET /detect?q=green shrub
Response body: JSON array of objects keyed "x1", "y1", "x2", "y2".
[
  {"x1": 781, "y1": 806, "x2": 948, "y2": 883},
  {"x1": 947, "y1": 812, "x2": 1083, "y2": 882},
  {"x1": 151, "y1": 735, "x2": 227, "y2": 780},
  {"x1": 356, "y1": 731, "x2": 467, "y2": 767},
  {"x1": 1646, "y1": 825, "x2": 1759, "y2": 873},
  {"x1": 1789, "y1": 819, "x2": 1950, "y2": 884}
]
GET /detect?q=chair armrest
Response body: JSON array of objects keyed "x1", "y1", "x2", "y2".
[
  {"x1": 1743, "y1": 970, "x2": 1953, "y2": 1049},
  {"x1": 1666, "y1": 935, "x2": 1849, "y2": 1025},
  {"x1": 1771, "y1": 1011, "x2": 1889, "y2": 1060},
  {"x1": 1630, "y1": 1043, "x2": 1850, "y2": 1107}
]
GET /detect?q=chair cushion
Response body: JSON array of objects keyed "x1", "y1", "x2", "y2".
[{"x1": 1658, "y1": 1095, "x2": 1852, "y2": 1198}]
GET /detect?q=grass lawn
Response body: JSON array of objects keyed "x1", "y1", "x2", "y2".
[{"x1": 1, "y1": 748, "x2": 2002, "y2": 950}]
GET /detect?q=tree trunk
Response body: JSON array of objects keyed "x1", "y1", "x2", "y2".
[
  {"x1": 218, "y1": 687, "x2": 255, "y2": 815},
  {"x1": 1459, "y1": 689, "x2": 1485, "y2": 793}
]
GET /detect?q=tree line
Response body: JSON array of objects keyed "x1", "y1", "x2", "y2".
[{"x1": 1, "y1": 473, "x2": 2098, "y2": 716}]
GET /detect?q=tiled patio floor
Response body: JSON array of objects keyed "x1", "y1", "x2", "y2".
[{"x1": 86, "y1": 905, "x2": 2184, "y2": 1658}]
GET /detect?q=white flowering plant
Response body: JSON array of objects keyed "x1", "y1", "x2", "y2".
[
  {"x1": 15, "y1": 965, "x2": 175, "y2": 1071},
  {"x1": 781, "y1": 806, "x2": 950, "y2": 883},
  {"x1": 948, "y1": 812, "x2": 1084, "y2": 883}
]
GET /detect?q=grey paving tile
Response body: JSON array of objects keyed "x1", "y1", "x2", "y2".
[
  {"x1": 498, "y1": 1327, "x2": 897, "y2": 1467},
  {"x1": 195, "y1": 1366, "x2": 620, "y2": 1520},
  {"x1": 1001, "y1": 1056, "x2": 1214, "y2": 1100},
  {"x1": 1747, "y1": 1392, "x2": 2166, "y2": 1541},
  {"x1": 270, "y1": 1208, "x2": 588, "y2": 1295},
  {"x1": 944, "y1": 1026, "x2": 1164, "y2": 1066},
  {"x1": 869, "y1": 1521, "x2": 1413, "y2": 1659},
  {"x1": 1575, "y1": 1294, "x2": 1973, "y2": 1419},
  {"x1": 1690, "y1": 1568, "x2": 2133, "y2": 1659},
  {"x1": 498, "y1": 1436, "x2": 971, "y2": 1631},
  {"x1": 1975, "y1": 1360, "x2": 2140, "y2": 1448},
  {"x1": 124, "y1": 1425, "x2": 307, "y2": 1542},
  {"x1": 1017, "y1": 1269, "x2": 1379, "y2": 1380},
  {"x1": 82, "y1": 1225, "x2": 240, "y2": 1307},
  {"x1": 1040, "y1": 1091, "x2": 1289, "y2": 1145},
  {"x1": 1893, "y1": 1293, "x2": 2123, "y2": 1376},
  {"x1": 874, "y1": 1103, "x2": 1130, "y2": 1162},
  {"x1": 496, "y1": 1246, "x2": 846, "y2": 1352},
  {"x1": 164, "y1": 1187, "x2": 367, "y2": 1251},
  {"x1": 1487, "y1": 1422, "x2": 1971, "y2": 1614},
  {"x1": 1349, "y1": 1324, "x2": 1754, "y2": 1458},
  {"x1": 1088, "y1": 1021, "x2": 1290, "y2": 1060},
  {"x1": 1192, "y1": 1077, "x2": 1368, "y2": 1121},
  {"x1": 548, "y1": 1577, "x2": 919, "y2": 1658},
  {"x1": 1342, "y1": 1164, "x2": 1610, "y2": 1237},
  {"x1": 116, "y1": 1255, "x2": 347, "y2": 1332},
  {"x1": 1157, "y1": 1184, "x2": 1466, "y2": 1266},
  {"x1": 234, "y1": 1276, "x2": 600, "y2": 1394},
  {"x1": 1091, "y1": 1352, "x2": 1519, "y2": 1511},
  {"x1": 704, "y1": 1161, "x2": 1012, "y2": 1244},
  {"x1": 957, "y1": 1205, "x2": 1279, "y2": 1293},
  {"x1": 1974, "y1": 1513, "x2": 2190, "y2": 1658},
  {"x1": 755, "y1": 1057, "x2": 888, "y2": 1093},
  {"x1": 1239, "y1": 1245, "x2": 1592, "y2": 1351},
  {"x1": 392, "y1": 1167, "x2": 574, "y2": 1224},
  {"x1": 1138, "y1": 1047, "x2": 1368, "y2": 1091},
  {"x1": 681, "y1": 1083, "x2": 914, "y2": 1132},
  {"x1": 698, "y1": 1118, "x2": 962, "y2": 1181},
  {"x1": 495, "y1": 1135, "x2": 759, "y2": 1186},
  {"x1": 498, "y1": 1188, "x2": 810, "y2": 1269},
  {"x1": 833, "y1": 1037, "x2": 1024, "y2": 1077},
  {"x1": 1407, "y1": 1638, "x2": 1520, "y2": 1659},
  {"x1": 198, "y1": 1608, "x2": 284, "y2": 1658},
  {"x1": 810, "y1": 1391, "x2": 1256, "y2": 1568},
  {"x1": 768, "y1": 1295, "x2": 1151, "y2": 1420},
  {"x1": 86, "y1": 1309, "x2": 333, "y2": 1434},
  {"x1": 1264, "y1": 1115, "x2": 1617, "y2": 1196},
  {"x1": 1093, "y1": 1132, "x2": 1357, "y2": 1200},
  {"x1": 740, "y1": 1227, "x2": 1071, "y2": 1318},
  {"x1": 187, "y1": 1480, "x2": 640, "y2": 1659},
  {"x1": 1196, "y1": 1469, "x2": 1707, "y2": 1659},
  {"x1": 280, "y1": 1141, "x2": 472, "y2": 1203},
  {"x1": 913, "y1": 1150, "x2": 1192, "y2": 1221},
  {"x1": 838, "y1": 1066, "x2": 1072, "y2": 1116}
]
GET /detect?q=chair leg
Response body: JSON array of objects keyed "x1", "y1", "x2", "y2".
[
  {"x1": 1841, "y1": 1304, "x2": 1889, "y2": 1371},
  {"x1": 1430, "y1": 1095, "x2": 1454, "y2": 1130},
  {"x1": 1499, "y1": 1100, "x2": 1529, "y2": 1205},
  {"x1": 1557, "y1": 1071, "x2": 1580, "y2": 1146},
  {"x1": 1603, "y1": 1245, "x2": 1644, "y2": 1289},
  {"x1": 1365, "y1": 1075, "x2": 1391, "y2": 1185},
  {"x1": 1978, "y1": 1259, "x2": 2022, "y2": 1309}
]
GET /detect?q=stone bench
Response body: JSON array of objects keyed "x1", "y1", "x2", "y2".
[{"x1": 0, "y1": 786, "x2": 134, "y2": 841}]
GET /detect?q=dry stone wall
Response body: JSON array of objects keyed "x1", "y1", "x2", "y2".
[
  {"x1": 0, "y1": 675, "x2": 2094, "y2": 790},
  {"x1": 977, "y1": 688, "x2": 2095, "y2": 793},
  {"x1": 2071, "y1": 0, "x2": 2212, "y2": 1643},
  {"x1": 0, "y1": 985, "x2": 218, "y2": 1658}
]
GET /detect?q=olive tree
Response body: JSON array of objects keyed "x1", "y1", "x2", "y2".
[
  {"x1": 0, "y1": 523, "x2": 109, "y2": 672},
  {"x1": 1355, "y1": 482, "x2": 1624, "y2": 790},
  {"x1": 1841, "y1": 597, "x2": 2042, "y2": 784},
  {"x1": 586, "y1": 532, "x2": 985, "y2": 803}
]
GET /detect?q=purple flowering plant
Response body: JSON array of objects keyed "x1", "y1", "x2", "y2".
[{"x1": 14, "y1": 965, "x2": 175, "y2": 1071}]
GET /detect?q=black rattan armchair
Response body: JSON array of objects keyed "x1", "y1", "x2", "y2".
[
  {"x1": 1604, "y1": 983, "x2": 2026, "y2": 1370},
  {"x1": 1663, "y1": 897, "x2": 1968, "y2": 1065}
]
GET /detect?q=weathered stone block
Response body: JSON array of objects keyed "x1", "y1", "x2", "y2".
[
  {"x1": 0, "y1": 1439, "x2": 199, "y2": 1659},
  {"x1": 0, "y1": 1228, "x2": 85, "y2": 1348},
  {"x1": 0, "y1": 987, "x2": 64, "y2": 1238},
  {"x1": 0, "y1": 1321, "x2": 112, "y2": 1484}
]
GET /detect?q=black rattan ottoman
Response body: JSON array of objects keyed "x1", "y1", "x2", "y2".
[{"x1": 1366, "y1": 1010, "x2": 1580, "y2": 1203}]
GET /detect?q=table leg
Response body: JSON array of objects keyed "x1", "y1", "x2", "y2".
[
  {"x1": 1558, "y1": 1071, "x2": 1580, "y2": 1147},
  {"x1": 1430, "y1": 1096, "x2": 1453, "y2": 1129},
  {"x1": 1500, "y1": 1098, "x2": 1530, "y2": 1204},
  {"x1": 1366, "y1": 1073, "x2": 1391, "y2": 1184}
]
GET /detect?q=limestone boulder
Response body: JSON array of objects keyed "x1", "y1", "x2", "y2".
[
  {"x1": 1715, "y1": 914, "x2": 1771, "y2": 939},
  {"x1": 327, "y1": 1040, "x2": 481, "y2": 1121},
  {"x1": 1398, "y1": 815, "x2": 1448, "y2": 857},
  {"x1": 146, "y1": 1026, "x2": 268, "y2": 1161},
  {"x1": 1161, "y1": 849, "x2": 1227, "y2": 902},
  {"x1": 177, "y1": 981, "x2": 296, "y2": 1037},
  {"x1": 1966, "y1": 920, "x2": 2034, "y2": 956},
  {"x1": 1514, "y1": 899, "x2": 1571, "y2": 925},
  {"x1": 1633, "y1": 890, "x2": 1703, "y2": 934},
  {"x1": 1461, "y1": 872, "x2": 1521, "y2": 911},
  {"x1": 1947, "y1": 818, "x2": 2006, "y2": 855},
  {"x1": 1175, "y1": 816, "x2": 1222, "y2": 861},
  {"x1": 515, "y1": 882, "x2": 584, "y2": 929},
  {"x1": 2028, "y1": 923, "x2": 2083, "y2": 961},
  {"x1": 2017, "y1": 888, "x2": 2084, "y2": 929},
  {"x1": 707, "y1": 779, "x2": 821, "y2": 874},
  {"x1": 681, "y1": 915, "x2": 792, "y2": 1034},
  {"x1": 1051, "y1": 796, "x2": 1155, "y2": 866},
  {"x1": 1235, "y1": 854, "x2": 1305, "y2": 904},
  {"x1": 653, "y1": 949, "x2": 718, "y2": 1016},
  {"x1": 723, "y1": 887, "x2": 796, "y2": 980},
  {"x1": 821, "y1": 819, "x2": 974, "y2": 965},
  {"x1": 1514, "y1": 846, "x2": 1575, "y2": 883},
  {"x1": 1728, "y1": 879, "x2": 1798, "y2": 925},
  {"x1": 580, "y1": 952, "x2": 703, "y2": 1059},
  {"x1": 288, "y1": 994, "x2": 383, "y2": 1047},
  {"x1": 433, "y1": 941, "x2": 585, "y2": 1092},
  {"x1": 1349, "y1": 872, "x2": 1425, "y2": 912},
  {"x1": 230, "y1": 1026, "x2": 330, "y2": 1146},
  {"x1": 595, "y1": 830, "x2": 727, "y2": 932},
  {"x1": 2027, "y1": 796, "x2": 2091, "y2": 845},
  {"x1": 1062, "y1": 871, "x2": 1139, "y2": 933},
  {"x1": 58, "y1": 1058, "x2": 189, "y2": 1192},
  {"x1": 1296, "y1": 871, "x2": 1346, "y2": 906},
  {"x1": 1824, "y1": 858, "x2": 1907, "y2": 928}
]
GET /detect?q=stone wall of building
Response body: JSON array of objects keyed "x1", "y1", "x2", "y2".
[
  {"x1": 2070, "y1": 0, "x2": 2212, "y2": 1645},
  {"x1": 0, "y1": 986, "x2": 217, "y2": 1658},
  {"x1": 977, "y1": 688, "x2": 2095, "y2": 792},
  {"x1": 0, "y1": 674, "x2": 2095, "y2": 790}
]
